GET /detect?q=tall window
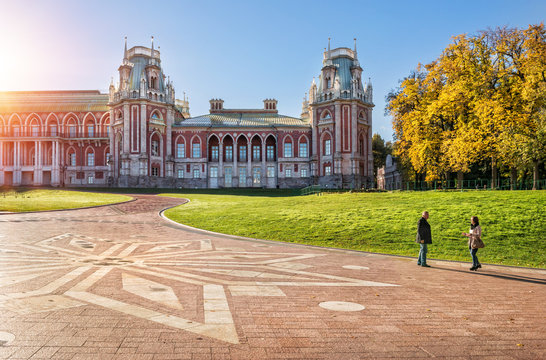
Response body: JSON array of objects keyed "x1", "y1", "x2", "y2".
[
  {"x1": 87, "y1": 175, "x2": 94, "y2": 184},
  {"x1": 151, "y1": 167, "x2": 159, "y2": 176},
  {"x1": 32, "y1": 126, "x2": 39, "y2": 137},
  {"x1": 252, "y1": 145, "x2": 261, "y2": 161},
  {"x1": 239, "y1": 145, "x2": 247, "y2": 161},
  {"x1": 325, "y1": 165, "x2": 332, "y2": 176},
  {"x1": 87, "y1": 152, "x2": 94, "y2": 166},
  {"x1": 177, "y1": 169, "x2": 184, "y2": 178},
  {"x1": 266, "y1": 145, "x2": 275, "y2": 161},
  {"x1": 13, "y1": 127, "x2": 19, "y2": 136},
  {"x1": 69, "y1": 126, "x2": 76, "y2": 137},
  {"x1": 87, "y1": 125, "x2": 94, "y2": 137},
  {"x1": 267, "y1": 166, "x2": 275, "y2": 178},
  {"x1": 324, "y1": 139, "x2": 331, "y2": 156},
  {"x1": 177, "y1": 143, "x2": 185, "y2": 158},
  {"x1": 301, "y1": 168, "x2": 308, "y2": 177},
  {"x1": 211, "y1": 146, "x2": 219, "y2": 161},
  {"x1": 210, "y1": 166, "x2": 218, "y2": 178},
  {"x1": 225, "y1": 145, "x2": 233, "y2": 161},
  {"x1": 192, "y1": 143, "x2": 200, "y2": 158},
  {"x1": 239, "y1": 167, "x2": 246, "y2": 184},
  {"x1": 70, "y1": 153, "x2": 76, "y2": 166},
  {"x1": 106, "y1": 126, "x2": 110, "y2": 137},
  {"x1": 285, "y1": 168, "x2": 292, "y2": 178},
  {"x1": 284, "y1": 142, "x2": 292, "y2": 158},
  {"x1": 193, "y1": 169, "x2": 200, "y2": 178},
  {"x1": 299, "y1": 142, "x2": 308, "y2": 157},
  {"x1": 50, "y1": 125, "x2": 57, "y2": 136},
  {"x1": 151, "y1": 140, "x2": 159, "y2": 156}
]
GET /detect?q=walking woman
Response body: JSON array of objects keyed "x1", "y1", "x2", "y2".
[{"x1": 462, "y1": 216, "x2": 483, "y2": 271}]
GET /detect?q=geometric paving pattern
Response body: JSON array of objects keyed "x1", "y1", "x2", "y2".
[{"x1": 0, "y1": 233, "x2": 396, "y2": 344}]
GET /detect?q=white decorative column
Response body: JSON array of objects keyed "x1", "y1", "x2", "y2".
[
  {"x1": 246, "y1": 142, "x2": 251, "y2": 187},
  {"x1": 0, "y1": 142, "x2": 4, "y2": 185},
  {"x1": 233, "y1": 141, "x2": 238, "y2": 186},
  {"x1": 334, "y1": 103, "x2": 341, "y2": 174},
  {"x1": 261, "y1": 137, "x2": 266, "y2": 185},
  {"x1": 219, "y1": 139, "x2": 224, "y2": 186},
  {"x1": 351, "y1": 103, "x2": 358, "y2": 175}
]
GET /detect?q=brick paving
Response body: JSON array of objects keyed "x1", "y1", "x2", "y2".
[{"x1": 0, "y1": 194, "x2": 544, "y2": 359}]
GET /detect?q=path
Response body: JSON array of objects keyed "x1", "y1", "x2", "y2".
[{"x1": 0, "y1": 195, "x2": 544, "y2": 359}]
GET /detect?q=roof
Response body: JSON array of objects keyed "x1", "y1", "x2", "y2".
[
  {"x1": 175, "y1": 112, "x2": 310, "y2": 129},
  {"x1": 0, "y1": 91, "x2": 109, "y2": 113},
  {"x1": 128, "y1": 56, "x2": 165, "y2": 92}
]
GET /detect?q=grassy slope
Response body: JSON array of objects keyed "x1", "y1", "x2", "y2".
[
  {"x1": 0, "y1": 189, "x2": 132, "y2": 212},
  {"x1": 162, "y1": 191, "x2": 546, "y2": 268}
]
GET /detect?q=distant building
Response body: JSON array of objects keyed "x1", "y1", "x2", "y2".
[
  {"x1": 377, "y1": 155, "x2": 401, "y2": 190},
  {"x1": 0, "y1": 38, "x2": 373, "y2": 189}
]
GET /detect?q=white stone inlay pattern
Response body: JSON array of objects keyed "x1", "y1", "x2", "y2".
[
  {"x1": 0, "y1": 233, "x2": 396, "y2": 344},
  {"x1": 319, "y1": 301, "x2": 365, "y2": 312},
  {"x1": 343, "y1": 265, "x2": 370, "y2": 270}
]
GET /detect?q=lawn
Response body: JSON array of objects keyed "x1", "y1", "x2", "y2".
[
  {"x1": 0, "y1": 189, "x2": 132, "y2": 212},
  {"x1": 161, "y1": 190, "x2": 546, "y2": 268}
]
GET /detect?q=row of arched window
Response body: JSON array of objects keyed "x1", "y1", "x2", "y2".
[{"x1": 0, "y1": 113, "x2": 110, "y2": 138}]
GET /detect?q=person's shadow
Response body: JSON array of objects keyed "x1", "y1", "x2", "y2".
[{"x1": 432, "y1": 265, "x2": 546, "y2": 285}]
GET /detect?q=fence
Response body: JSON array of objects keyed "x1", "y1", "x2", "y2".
[
  {"x1": 299, "y1": 185, "x2": 322, "y2": 196},
  {"x1": 385, "y1": 179, "x2": 546, "y2": 191}
]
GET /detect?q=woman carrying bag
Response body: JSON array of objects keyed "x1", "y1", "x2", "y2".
[{"x1": 462, "y1": 216, "x2": 484, "y2": 271}]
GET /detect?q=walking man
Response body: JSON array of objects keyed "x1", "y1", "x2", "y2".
[{"x1": 416, "y1": 211, "x2": 432, "y2": 267}]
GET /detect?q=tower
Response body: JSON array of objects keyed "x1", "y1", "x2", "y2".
[
  {"x1": 108, "y1": 37, "x2": 181, "y2": 187},
  {"x1": 308, "y1": 38, "x2": 374, "y2": 189}
]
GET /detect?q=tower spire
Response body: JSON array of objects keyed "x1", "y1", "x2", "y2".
[
  {"x1": 328, "y1": 37, "x2": 331, "y2": 59},
  {"x1": 354, "y1": 38, "x2": 357, "y2": 59},
  {"x1": 151, "y1": 36, "x2": 154, "y2": 57}
]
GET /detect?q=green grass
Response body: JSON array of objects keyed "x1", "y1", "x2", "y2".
[
  {"x1": 161, "y1": 190, "x2": 546, "y2": 268},
  {"x1": 0, "y1": 189, "x2": 132, "y2": 212}
]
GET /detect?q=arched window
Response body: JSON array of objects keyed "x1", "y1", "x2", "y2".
[
  {"x1": 298, "y1": 136, "x2": 309, "y2": 158},
  {"x1": 208, "y1": 135, "x2": 219, "y2": 162},
  {"x1": 151, "y1": 133, "x2": 161, "y2": 157},
  {"x1": 283, "y1": 137, "x2": 293, "y2": 158},
  {"x1": 322, "y1": 133, "x2": 332, "y2": 156},
  {"x1": 237, "y1": 136, "x2": 248, "y2": 162},
  {"x1": 251, "y1": 135, "x2": 261, "y2": 161},
  {"x1": 325, "y1": 77, "x2": 331, "y2": 89},
  {"x1": 86, "y1": 148, "x2": 95, "y2": 166},
  {"x1": 321, "y1": 111, "x2": 332, "y2": 122},
  {"x1": 265, "y1": 135, "x2": 276, "y2": 161},
  {"x1": 191, "y1": 136, "x2": 201, "y2": 158},
  {"x1": 67, "y1": 148, "x2": 77, "y2": 166},
  {"x1": 176, "y1": 137, "x2": 186, "y2": 158},
  {"x1": 223, "y1": 135, "x2": 234, "y2": 162}
]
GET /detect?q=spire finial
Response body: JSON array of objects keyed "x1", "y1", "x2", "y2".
[
  {"x1": 151, "y1": 36, "x2": 154, "y2": 57},
  {"x1": 354, "y1": 38, "x2": 357, "y2": 53},
  {"x1": 123, "y1": 36, "x2": 128, "y2": 60},
  {"x1": 328, "y1": 37, "x2": 331, "y2": 58}
]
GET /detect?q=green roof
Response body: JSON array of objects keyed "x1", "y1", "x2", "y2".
[{"x1": 175, "y1": 112, "x2": 310, "y2": 128}]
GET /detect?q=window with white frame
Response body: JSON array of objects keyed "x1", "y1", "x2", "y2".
[
  {"x1": 325, "y1": 165, "x2": 332, "y2": 176},
  {"x1": 267, "y1": 166, "x2": 275, "y2": 178},
  {"x1": 299, "y1": 142, "x2": 308, "y2": 157},
  {"x1": 177, "y1": 169, "x2": 184, "y2": 178},
  {"x1": 225, "y1": 145, "x2": 233, "y2": 161},
  {"x1": 151, "y1": 167, "x2": 159, "y2": 177},
  {"x1": 301, "y1": 168, "x2": 308, "y2": 177},
  {"x1": 13, "y1": 127, "x2": 19, "y2": 136},
  {"x1": 69, "y1": 126, "x2": 76, "y2": 137},
  {"x1": 210, "y1": 166, "x2": 218, "y2": 178},
  {"x1": 285, "y1": 168, "x2": 292, "y2": 178},
  {"x1": 87, "y1": 175, "x2": 94, "y2": 184},
  {"x1": 324, "y1": 139, "x2": 331, "y2": 156},
  {"x1": 106, "y1": 126, "x2": 110, "y2": 137},
  {"x1": 192, "y1": 143, "x2": 200, "y2": 158},
  {"x1": 87, "y1": 152, "x2": 94, "y2": 166},
  {"x1": 239, "y1": 167, "x2": 246, "y2": 184},
  {"x1": 252, "y1": 145, "x2": 260, "y2": 161},
  {"x1": 177, "y1": 143, "x2": 185, "y2": 158},
  {"x1": 151, "y1": 140, "x2": 159, "y2": 156},
  {"x1": 32, "y1": 126, "x2": 39, "y2": 137},
  {"x1": 239, "y1": 145, "x2": 247, "y2": 161},
  {"x1": 50, "y1": 125, "x2": 57, "y2": 136},
  {"x1": 193, "y1": 169, "x2": 200, "y2": 178},
  {"x1": 87, "y1": 125, "x2": 94, "y2": 137},
  {"x1": 70, "y1": 153, "x2": 76, "y2": 166},
  {"x1": 211, "y1": 146, "x2": 219, "y2": 161},
  {"x1": 284, "y1": 142, "x2": 292, "y2": 158},
  {"x1": 106, "y1": 152, "x2": 110, "y2": 165},
  {"x1": 266, "y1": 145, "x2": 275, "y2": 161}
]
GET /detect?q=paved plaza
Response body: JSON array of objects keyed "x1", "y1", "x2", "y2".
[{"x1": 0, "y1": 195, "x2": 545, "y2": 359}]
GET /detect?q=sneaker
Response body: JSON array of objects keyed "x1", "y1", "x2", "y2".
[{"x1": 421, "y1": 264, "x2": 431, "y2": 268}]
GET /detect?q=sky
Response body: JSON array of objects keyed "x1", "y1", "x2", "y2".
[{"x1": 0, "y1": 0, "x2": 544, "y2": 141}]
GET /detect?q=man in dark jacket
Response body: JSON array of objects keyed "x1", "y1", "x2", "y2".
[{"x1": 416, "y1": 211, "x2": 432, "y2": 267}]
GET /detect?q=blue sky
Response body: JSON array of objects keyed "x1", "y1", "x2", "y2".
[{"x1": 0, "y1": 0, "x2": 544, "y2": 140}]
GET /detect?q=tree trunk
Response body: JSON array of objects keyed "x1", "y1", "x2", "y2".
[
  {"x1": 491, "y1": 157, "x2": 497, "y2": 190},
  {"x1": 457, "y1": 171, "x2": 463, "y2": 189},
  {"x1": 533, "y1": 161, "x2": 539, "y2": 190},
  {"x1": 510, "y1": 167, "x2": 517, "y2": 190}
]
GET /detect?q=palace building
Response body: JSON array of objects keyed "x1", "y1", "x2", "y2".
[{"x1": 0, "y1": 38, "x2": 373, "y2": 189}]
